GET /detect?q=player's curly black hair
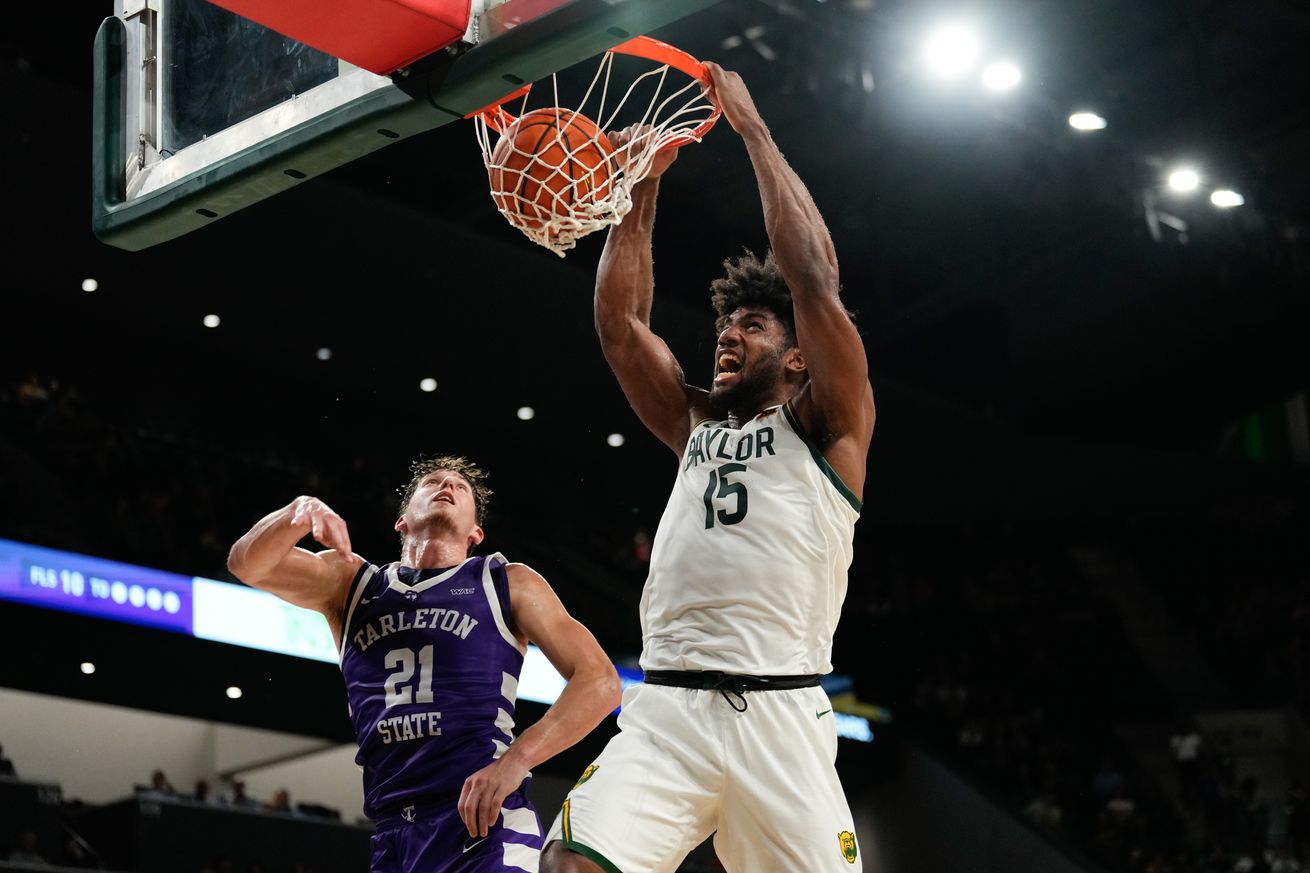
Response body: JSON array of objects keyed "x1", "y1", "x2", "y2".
[
  {"x1": 712, "y1": 247, "x2": 854, "y2": 346},
  {"x1": 397, "y1": 455, "x2": 492, "y2": 527},
  {"x1": 710, "y1": 249, "x2": 856, "y2": 346},
  {"x1": 710, "y1": 250, "x2": 798, "y2": 347}
]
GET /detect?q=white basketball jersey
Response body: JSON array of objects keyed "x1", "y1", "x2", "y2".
[{"x1": 640, "y1": 402, "x2": 862, "y2": 675}]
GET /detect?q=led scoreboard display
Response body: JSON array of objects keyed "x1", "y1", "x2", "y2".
[
  {"x1": 2, "y1": 538, "x2": 196, "y2": 635},
  {"x1": 1, "y1": 537, "x2": 342, "y2": 661}
]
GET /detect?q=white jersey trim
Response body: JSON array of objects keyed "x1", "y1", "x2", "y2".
[
  {"x1": 780, "y1": 402, "x2": 863, "y2": 513},
  {"x1": 501, "y1": 671, "x2": 519, "y2": 704},
  {"x1": 384, "y1": 556, "x2": 477, "y2": 595},
  {"x1": 495, "y1": 707, "x2": 516, "y2": 739},
  {"x1": 480, "y1": 552, "x2": 526, "y2": 654},
  {"x1": 338, "y1": 562, "x2": 377, "y2": 662}
]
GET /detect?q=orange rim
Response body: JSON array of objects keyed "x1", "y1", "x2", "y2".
[{"x1": 469, "y1": 35, "x2": 720, "y2": 148}]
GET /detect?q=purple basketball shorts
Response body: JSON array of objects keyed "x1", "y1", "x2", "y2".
[{"x1": 370, "y1": 790, "x2": 542, "y2": 873}]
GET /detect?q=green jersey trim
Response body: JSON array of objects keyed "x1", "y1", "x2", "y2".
[
  {"x1": 781, "y1": 402, "x2": 864, "y2": 513},
  {"x1": 564, "y1": 840, "x2": 625, "y2": 873}
]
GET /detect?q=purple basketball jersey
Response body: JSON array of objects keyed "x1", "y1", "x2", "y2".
[{"x1": 339, "y1": 553, "x2": 526, "y2": 820}]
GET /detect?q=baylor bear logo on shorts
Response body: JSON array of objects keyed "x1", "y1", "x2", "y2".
[
  {"x1": 839, "y1": 831, "x2": 858, "y2": 864},
  {"x1": 573, "y1": 764, "x2": 599, "y2": 790}
]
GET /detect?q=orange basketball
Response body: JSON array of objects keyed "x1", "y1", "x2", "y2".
[{"x1": 489, "y1": 108, "x2": 615, "y2": 230}]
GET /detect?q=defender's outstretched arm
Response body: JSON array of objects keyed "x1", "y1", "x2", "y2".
[{"x1": 456, "y1": 564, "x2": 621, "y2": 838}]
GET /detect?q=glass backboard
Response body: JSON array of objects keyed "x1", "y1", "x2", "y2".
[{"x1": 92, "y1": 0, "x2": 720, "y2": 251}]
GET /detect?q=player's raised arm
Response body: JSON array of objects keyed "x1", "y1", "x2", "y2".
[
  {"x1": 704, "y1": 64, "x2": 874, "y2": 489},
  {"x1": 595, "y1": 128, "x2": 709, "y2": 454},
  {"x1": 227, "y1": 496, "x2": 361, "y2": 628},
  {"x1": 457, "y1": 563, "x2": 620, "y2": 839}
]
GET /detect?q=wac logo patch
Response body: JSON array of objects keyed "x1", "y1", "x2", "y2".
[
  {"x1": 839, "y1": 831, "x2": 858, "y2": 864},
  {"x1": 573, "y1": 764, "x2": 599, "y2": 790}
]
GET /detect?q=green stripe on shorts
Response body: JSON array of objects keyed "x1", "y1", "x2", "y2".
[
  {"x1": 564, "y1": 839, "x2": 625, "y2": 873},
  {"x1": 560, "y1": 800, "x2": 624, "y2": 873}
]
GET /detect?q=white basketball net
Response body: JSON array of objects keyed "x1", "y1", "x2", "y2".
[{"x1": 473, "y1": 42, "x2": 718, "y2": 257}]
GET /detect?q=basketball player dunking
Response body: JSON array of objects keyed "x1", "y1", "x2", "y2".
[
  {"x1": 229, "y1": 456, "x2": 621, "y2": 873},
  {"x1": 542, "y1": 63, "x2": 875, "y2": 873}
]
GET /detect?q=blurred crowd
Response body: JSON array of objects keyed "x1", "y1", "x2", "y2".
[
  {"x1": 854, "y1": 527, "x2": 1185, "y2": 870},
  {"x1": 851, "y1": 517, "x2": 1309, "y2": 873},
  {"x1": 1125, "y1": 498, "x2": 1310, "y2": 714},
  {"x1": 1, "y1": 752, "x2": 337, "y2": 871},
  {"x1": 135, "y1": 769, "x2": 332, "y2": 820},
  {"x1": 1, "y1": 372, "x2": 398, "y2": 581}
]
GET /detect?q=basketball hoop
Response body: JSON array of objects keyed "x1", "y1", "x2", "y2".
[{"x1": 470, "y1": 36, "x2": 720, "y2": 257}]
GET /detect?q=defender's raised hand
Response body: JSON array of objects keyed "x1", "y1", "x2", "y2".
[{"x1": 289, "y1": 495, "x2": 353, "y2": 555}]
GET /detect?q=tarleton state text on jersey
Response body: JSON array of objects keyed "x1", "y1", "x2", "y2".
[{"x1": 352, "y1": 608, "x2": 478, "y2": 653}]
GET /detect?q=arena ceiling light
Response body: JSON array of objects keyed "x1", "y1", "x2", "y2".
[
  {"x1": 316, "y1": 347, "x2": 332, "y2": 361},
  {"x1": 516, "y1": 406, "x2": 535, "y2": 421},
  {"x1": 419, "y1": 378, "x2": 438, "y2": 393},
  {"x1": 922, "y1": 23, "x2": 981, "y2": 79},
  {"x1": 1068, "y1": 112, "x2": 1107, "y2": 131},
  {"x1": 981, "y1": 61, "x2": 1021, "y2": 91},
  {"x1": 1210, "y1": 189, "x2": 1245, "y2": 208},
  {"x1": 203, "y1": 314, "x2": 221, "y2": 328},
  {"x1": 1167, "y1": 168, "x2": 1201, "y2": 193},
  {"x1": 82, "y1": 278, "x2": 98, "y2": 293},
  {"x1": 226, "y1": 686, "x2": 243, "y2": 699},
  {"x1": 80, "y1": 662, "x2": 96, "y2": 675},
  {"x1": 606, "y1": 433, "x2": 626, "y2": 448}
]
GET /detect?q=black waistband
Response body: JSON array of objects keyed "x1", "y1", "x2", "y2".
[{"x1": 643, "y1": 670, "x2": 822, "y2": 692}]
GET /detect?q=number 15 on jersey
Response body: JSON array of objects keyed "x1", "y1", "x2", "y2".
[{"x1": 703, "y1": 463, "x2": 749, "y2": 529}]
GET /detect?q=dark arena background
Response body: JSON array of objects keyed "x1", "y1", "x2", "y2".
[{"x1": 3, "y1": 1, "x2": 1310, "y2": 871}]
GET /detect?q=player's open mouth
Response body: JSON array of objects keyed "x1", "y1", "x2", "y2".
[
  {"x1": 715, "y1": 352, "x2": 743, "y2": 384},
  {"x1": 433, "y1": 494, "x2": 455, "y2": 505}
]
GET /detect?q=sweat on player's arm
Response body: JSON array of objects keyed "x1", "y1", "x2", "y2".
[{"x1": 457, "y1": 563, "x2": 620, "y2": 839}]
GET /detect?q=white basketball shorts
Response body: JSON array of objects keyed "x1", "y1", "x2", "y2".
[{"x1": 545, "y1": 681, "x2": 862, "y2": 872}]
